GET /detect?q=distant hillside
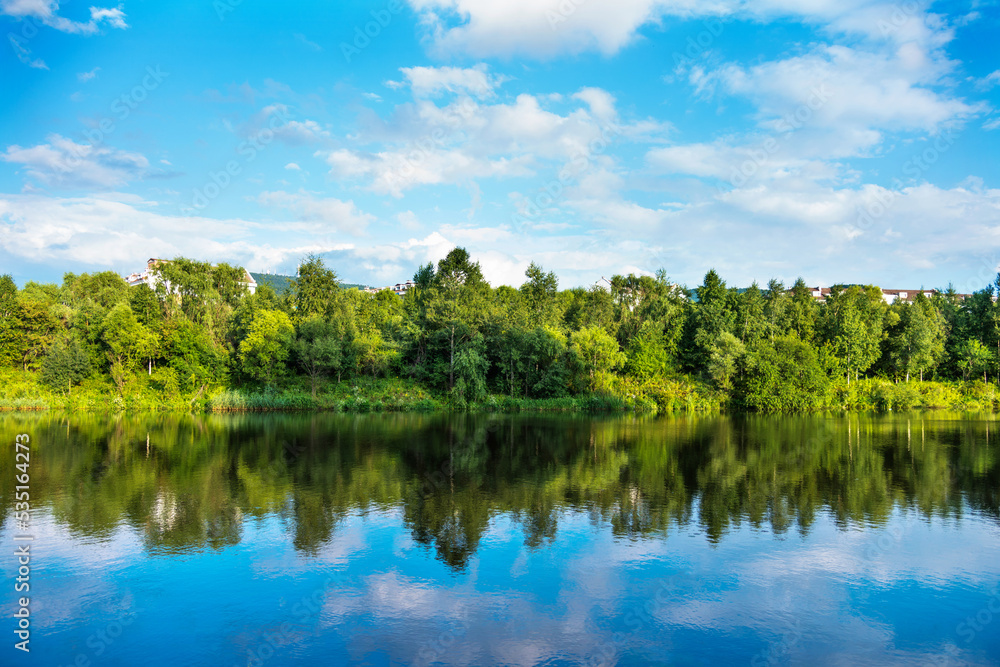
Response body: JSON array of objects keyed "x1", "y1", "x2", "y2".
[
  {"x1": 249, "y1": 273, "x2": 367, "y2": 295},
  {"x1": 249, "y1": 273, "x2": 294, "y2": 295}
]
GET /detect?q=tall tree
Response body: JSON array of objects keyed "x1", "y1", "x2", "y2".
[
  {"x1": 887, "y1": 294, "x2": 945, "y2": 381},
  {"x1": 102, "y1": 303, "x2": 159, "y2": 394},
  {"x1": 570, "y1": 326, "x2": 624, "y2": 392},
  {"x1": 520, "y1": 262, "x2": 559, "y2": 328},
  {"x1": 820, "y1": 285, "x2": 889, "y2": 384},
  {"x1": 0, "y1": 275, "x2": 21, "y2": 367},
  {"x1": 41, "y1": 337, "x2": 91, "y2": 395},
  {"x1": 292, "y1": 254, "x2": 339, "y2": 320},
  {"x1": 787, "y1": 278, "x2": 818, "y2": 341},
  {"x1": 237, "y1": 309, "x2": 294, "y2": 386}
]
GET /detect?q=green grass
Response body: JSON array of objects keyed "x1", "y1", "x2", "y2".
[
  {"x1": 0, "y1": 367, "x2": 997, "y2": 414},
  {"x1": 826, "y1": 378, "x2": 999, "y2": 412}
]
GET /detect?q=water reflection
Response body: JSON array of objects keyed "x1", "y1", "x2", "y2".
[{"x1": 1, "y1": 412, "x2": 997, "y2": 569}]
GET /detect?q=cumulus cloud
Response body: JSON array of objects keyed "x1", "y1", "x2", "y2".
[
  {"x1": 2, "y1": 135, "x2": 149, "y2": 189},
  {"x1": 0, "y1": 193, "x2": 357, "y2": 273},
  {"x1": 406, "y1": 0, "x2": 732, "y2": 58},
  {"x1": 407, "y1": 0, "x2": 968, "y2": 59},
  {"x1": 242, "y1": 104, "x2": 330, "y2": 145},
  {"x1": 255, "y1": 190, "x2": 374, "y2": 235},
  {"x1": 1, "y1": 1, "x2": 128, "y2": 34},
  {"x1": 397, "y1": 64, "x2": 502, "y2": 98},
  {"x1": 699, "y1": 45, "x2": 981, "y2": 145},
  {"x1": 316, "y1": 88, "x2": 649, "y2": 197}
]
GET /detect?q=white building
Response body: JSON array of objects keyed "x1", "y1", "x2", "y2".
[{"x1": 124, "y1": 258, "x2": 257, "y2": 295}]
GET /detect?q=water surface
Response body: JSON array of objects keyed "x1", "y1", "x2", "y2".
[{"x1": 1, "y1": 412, "x2": 998, "y2": 665}]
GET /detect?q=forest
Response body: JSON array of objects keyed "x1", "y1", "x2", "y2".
[{"x1": 1, "y1": 248, "x2": 999, "y2": 413}]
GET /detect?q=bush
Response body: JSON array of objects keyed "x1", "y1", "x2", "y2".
[{"x1": 736, "y1": 338, "x2": 829, "y2": 412}]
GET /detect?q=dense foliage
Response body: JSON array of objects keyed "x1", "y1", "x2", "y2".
[{"x1": 2, "y1": 250, "x2": 999, "y2": 412}]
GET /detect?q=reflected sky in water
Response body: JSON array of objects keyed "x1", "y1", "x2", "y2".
[{"x1": 1, "y1": 412, "x2": 999, "y2": 666}]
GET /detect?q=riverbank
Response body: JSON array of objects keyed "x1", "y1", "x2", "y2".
[{"x1": 0, "y1": 368, "x2": 997, "y2": 413}]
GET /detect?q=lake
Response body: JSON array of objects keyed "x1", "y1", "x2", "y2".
[{"x1": 2, "y1": 412, "x2": 999, "y2": 666}]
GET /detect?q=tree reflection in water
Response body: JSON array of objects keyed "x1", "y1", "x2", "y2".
[{"x1": 1, "y1": 412, "x2": 996, "y2": 571}]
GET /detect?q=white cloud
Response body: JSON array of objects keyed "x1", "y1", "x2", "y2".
[
  {"x1": 407, "y1": 0, "x2": 971, "y2": 65},
  {"x1": 255, "y1": 190, "x2": 374, "y2": 235},
  {"x1": 246, "y1": 104, "x2": 330, "y2": 145},
  {"x1": 979, "y1": 70, "x2": 1000, "y2": 90},
  {"x1": 708, "y1": 46, "x2": 978, "y2": 140},
  {"x1": 406, "y1": 0, "x2": 731, "y2": 58},
  {"x1": 88, "y1": 6, "x2": 126, "y2": 29},
  {"x1": 2, "y1": 135, "x2": 149, "y2": 189},
  {"x1": 284, "y1": 162, "x2": 301, "y2": 171},
  {"x1": 1, "y1": 1, "x2": 128, "y2": 34},
  {"x1": 293, "y1": 32, "x2": 322, "y2": 52},
  {"x1": 571, "y1": 88, "x2": 617, "y2": 122},
  {"x1": 0, "y1": 193, "x2": 374, "y2": 277},
  {"x1": 316, "y1": 89, "x2": 649, "y2": 198},
  {"x1": 396, "y1": 210, "x2": 421, "y2": 230},
  {"x1": 320, "y1": 147, "x2": 533, "y2": 198},
  {"x1": 77, "y1": 67, "x2": 100, "y2": 82},
  {"x1": 398, "y1": 64, "x2": 501, "y2": 98},
  {"x1": 8, "y1": 32, "x2": 46, "y2": 69}
]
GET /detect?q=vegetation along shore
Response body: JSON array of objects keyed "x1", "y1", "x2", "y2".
[{"x1": 2, "y1": 248, "x2": 998, "y2": 414}]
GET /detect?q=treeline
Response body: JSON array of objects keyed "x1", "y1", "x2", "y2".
[{"x1": 1, "y1": 249, "x2": 999, "y2": 411}]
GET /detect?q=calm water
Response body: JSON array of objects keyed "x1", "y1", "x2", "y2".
[{"x1": 1, "y1": 412, "x2": 999, "y2": 666}]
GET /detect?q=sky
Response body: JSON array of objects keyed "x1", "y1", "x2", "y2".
[{"x1": 1, "y1": 0, "x2": 999, "y2": 292}]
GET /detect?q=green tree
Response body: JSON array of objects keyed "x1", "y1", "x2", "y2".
[
  {"x1": 570, "y1": 326, "x2": 624, "y2": 392},
  {"x1": 292, "y1": 254, "x2": 339, "y2": 320},
  {"x1": 17, "y1": 296, "x2": 60, "y2": 372},
  {"x1": 520, "y1": 262, "x2": 559, "y2": 328},
  {"x1": 453, "y1": 336, "x2": 489, "y2": 403},
  {"x1": 292, "y1": 317, "x2": 343, "y2": 397},
  {"x1": 425, "y1": 248, "x2": 489, "y2": 390},
  {"x1": 737, "y1": 338, "x2": 829, "y2": 411},
  {"x1": 238, "y1": 309, "x2": 295, "y2": 386},
  {"x1": 735, "y1": 282, "x2": 767, "y2": 347},
  {"x1": 787, "y1": 278, "x2": 818, "y2": 341},
  {"x1": 707, "y1": 331, "x2": 745, "y2": 391},
  {"x1": 957, "y1": 338, "x2": 992, "y2": 382},
  {"x1": 352, "y1": 329, "x2": 395, "y2": 380},
  {"x1": 681, "y1": 269, "x2": 735, "y2": 373},
  {"x1": 162, "y1": 319, "x2": 225, "y2": 392},
  {"x1": 625, "y1": 321, "x2": 669, "y2": 382},
  {"x1": 0, "y1": 275, "x2": 21, "y2": 367},
  {"x1": 887, "y1": 294, "x2": 945, "y2": 381},
  {"x1": 128, "y1": 284, "x2": 163, "y2": 328},
  {"x1": 102, "y1": 303, "x2": 159, "y2": 394},
  {"x1": 820, "y1": 285, "x2": 888, "y2": 384},
  {"x1": 40, "y1": 337, "x2": 91, "y2": 395},
  {"x1": 763, "y1": 279, "x2": 790, "y2": 342}
]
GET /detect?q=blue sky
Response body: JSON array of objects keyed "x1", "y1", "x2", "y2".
[{"x1": 1, "y1": 0, "x2": 999, "y2": 291}]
